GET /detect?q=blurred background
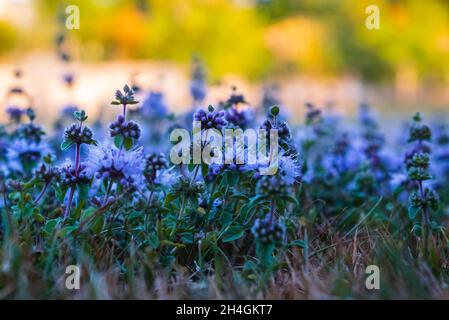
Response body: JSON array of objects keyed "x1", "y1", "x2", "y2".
[{"x1": 1, "y1": 0, "x2": 449, "y2": 123}]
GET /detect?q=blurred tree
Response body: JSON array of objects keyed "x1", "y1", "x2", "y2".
[
  {"x1": 6, "y1": 0, "x2": 449, "y2": 84},
  {"x1": 0, "y1": 21, "x2": 18, "y2": 56}
]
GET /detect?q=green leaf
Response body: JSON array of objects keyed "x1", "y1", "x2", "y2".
[
  {"x1": 201, "y1": 163, "x2": 209, "y2": 178},
  {"x1": 242, "y1": 260, "x2": 258, "y2": 272},
  {"x1": 43, "y1": 155, "x2": 52, "y2": 164},
  {"x1": 164, "y1": 192, "x2": 178, "y2": 206},
  {"x1": 231, "y1": 192, "x2": 249, "y2": 201},
  {"x1": 43, "y1": 218, "x2": 61, "y2": 237},
  {"x1": 61, "y1": 225, "x2": 78, "y2": 237},
  {"x1": 408, "y1": 205, "x2": 420, "y2": 220},
  {"x1": 281, "y1": 195, "x2": 299, "y2": 206},
  {"x1": 248, "y1": 194, "x2": 267, "y2": 208},
  {"x1": 114, "y1": 135, "x2": 124, "y2": 149},
  {"x1": 90, "y1": 215, "x2": 104, "y2": 234},
  {"x1": 288, "y1": 240, "x2": 306, "y2": 248},
  {"x1": 74, "y1": 110, "x2": 88, "y2": 122},
  {"x1": 77, "y1": 184, "x2": 89, "y2": 202},
  {"x1": 211, "y1": 191, "x2": 223, "y2": 201},
  {"x1": 270, "y1": 105, "x2": 280, "y2": 116},
  {"x1": 80, "y1": 207, "x2": 96, "y2": 221},
  {"x1": 256, "y1": 242, "x2": 275, "y2": 267},
  {"x1": 148, "y1": 233, "x2": 160, "y2": 249},
  {"x1": 60, "y1": 140, "x2": 73, "y2": 151},
  {"x1": 221, "y1": 226, "x2": 245, "y2": 243},
  {"x1": 123, "y1": 137, "x2": 133, "y2": 150},
  {"x1": 227, "y1": 171, "x2": 240, "y2": 185},
  {"x1": 33, "y1": 213, "x2": 45, "y2": 224}
]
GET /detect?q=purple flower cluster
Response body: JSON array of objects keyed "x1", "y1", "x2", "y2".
[
  {"x1": 64, "y1": 124, "x2": 95, "y2": 145},
  {"x1": 251, "y1": 213, "x2": 286, "y2": 245},
  {"x1": 225, "y1": 106, "x2": 251, "y2": 128},
  {"x1": 144, "y1": 152, "x2": 168, "y2": 184},
  {"x1": 109, "y1": 115, "x2": 141, "y2": 140},
  {"x1": 193, "y1": 106, "x2": 228, "y2": 130},
  {"x1": 61, "y1": 163, "x2": 91, "y2": 186}
]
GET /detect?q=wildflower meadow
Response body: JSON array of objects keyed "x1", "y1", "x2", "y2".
[
  {"x1": 1, "y1": 67, "x2": 449, "y2": 299},
  {"x1": 1, "y1": 0, "x2": 449, "y2": 303}
]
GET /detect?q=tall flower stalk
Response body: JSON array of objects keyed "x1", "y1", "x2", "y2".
[
  {"x1": 61, "y1": 110, "x2": 97, "y2": 220},
  {"x1": 406, "y1": 113, "x2": 439, "y2": 259},
  {"x1": 110, "y1": 85, "x2": 140, "y2": 151}
]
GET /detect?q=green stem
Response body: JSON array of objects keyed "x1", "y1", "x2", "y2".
[
  {"x1": 419, "y1": 181, "x2": 430, "y2": 259},
  {"x1": 170, "y1": 196, "x2": 186, "y2": 239},
  {"x1": 64, "y1": 186, "x2": 75, "y2": 221},
  {"x1": 34, "y1": 182, "x2": 49, "y2": 204}
]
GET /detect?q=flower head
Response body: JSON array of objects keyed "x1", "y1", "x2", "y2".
[
  {"x1": 225, "y1": 106, "x2": 251, "y2": 128},
  {"x1": 260, "y1": 118, "x2": 291, "y2": 142},
  {"x1": 61, "y1": 163, "x2": 91, "y2": 187},
  {"x1": 109, "y1": 115, "x2": 141, "y2": 140},
  {"x1": 144, "y1": 152, "x2": 168, "y2": 185},
  {"x1": 256, "y1": 175, "x2": 289, "y2": 199},
  {"x1": 17, "y1": 122, "x2": 45, "y2": 143},
  {"x1": 111, "y1": 85, "x2": 138, "y2": 106},
  {"x1": 6, "y1": 106, "x2": 25, "y2": 123},
  {"x1": 139, "y1": 91, "x2": 168, "y2": 118},
  {"x1": 87, "y1": 144, "x2": 144, "y2": 189},
  {"x1": 35, "y1": 162, "x2": 60, "y2": 183},
  {"x1": 193, "y1": 105, "x2": 227, "y2": 130},
  {"x1": 7, "y1": 140, "x2": 49, "y2": 172},
  {"x1": 278, "y1": 153, "x2": 302, "y2": 185},
  {"x1": 63, "y1": 123, "x2": 95, "y2": 145},
  {"x1": 251, "y1": 214, "x2": 286, "y2": 245}
]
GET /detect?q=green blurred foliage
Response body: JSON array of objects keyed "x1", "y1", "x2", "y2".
[{"x1": 3, "y1": 0, "x2": 449, "y2": 83}]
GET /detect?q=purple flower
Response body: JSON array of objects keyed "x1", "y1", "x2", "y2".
[
  {"x1": 225, "y1": 106, "x2": 251, "y2": 128},
  {"x1": 64, "y1": 123, "x2": 95, "y2": 145},
  {"x1": 278, "y1": 153, "x2": 302, "y2": 185},
  {"x1": 193, "y1": 106, "x2": 227, "y2": 130},
  {"x1": 256, "y1": 175, "x2": 288, "y2": 198},
  {"x1": 7, "y1": 140, "x2": 50, "y2": 172},
  {"x1": 61, "y1": 162, "x2": 91, "y2": 186},
  {"x1": 260, "y1": 119, "x2": 291, "y2": 142},
  {"x1": 6, "y1": 106, "x2": 25, "y2": 123},
  {"x1": 144, "y1": 152, "x2": 168, "y2": 184},
  {"x1": 17, "y1": 122, "x2": 46, "y2": 143},
  {"x1": 86, "y1": 144, "x2": 144, "y2": 189},
  {"x1": 109, "y1": 115, "x2": 141, "y2": 140},
  {"x1": 190, "y1": 57, "x2": 206, "y2": 103},
  {"x1": 251, "y1": 213, "x2": 286, "y2": 245},
  {"x1": 139, "y1": 91, "x2": 168, "y2": 118}
]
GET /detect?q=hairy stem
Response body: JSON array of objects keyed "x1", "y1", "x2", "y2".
[
  {"x1": 74, "y1": 143, "x2": 81, "y2": 175},
  {"x1": 418, "y1": 181, "x2": 430, "y2": 259},
  {"x1": 64, "y1": 186, "x2": 75, "y2": 221},
  {"x1": 122, "y1": 103, "x2": 127, "y2": 119},
  {"x1": 102, "y1": 181, "x2": 113, "y2": 206},
  {"x1": 171, "y1": 197, "x2": 187, "y2": 239},
  {"x1": 34, "y1": 182, "x2": 49, "y2": 204}
]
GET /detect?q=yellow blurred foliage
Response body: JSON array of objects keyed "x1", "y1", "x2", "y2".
[{"x1": 265, "y1": 17, "x2": 327, "y2": 74}]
